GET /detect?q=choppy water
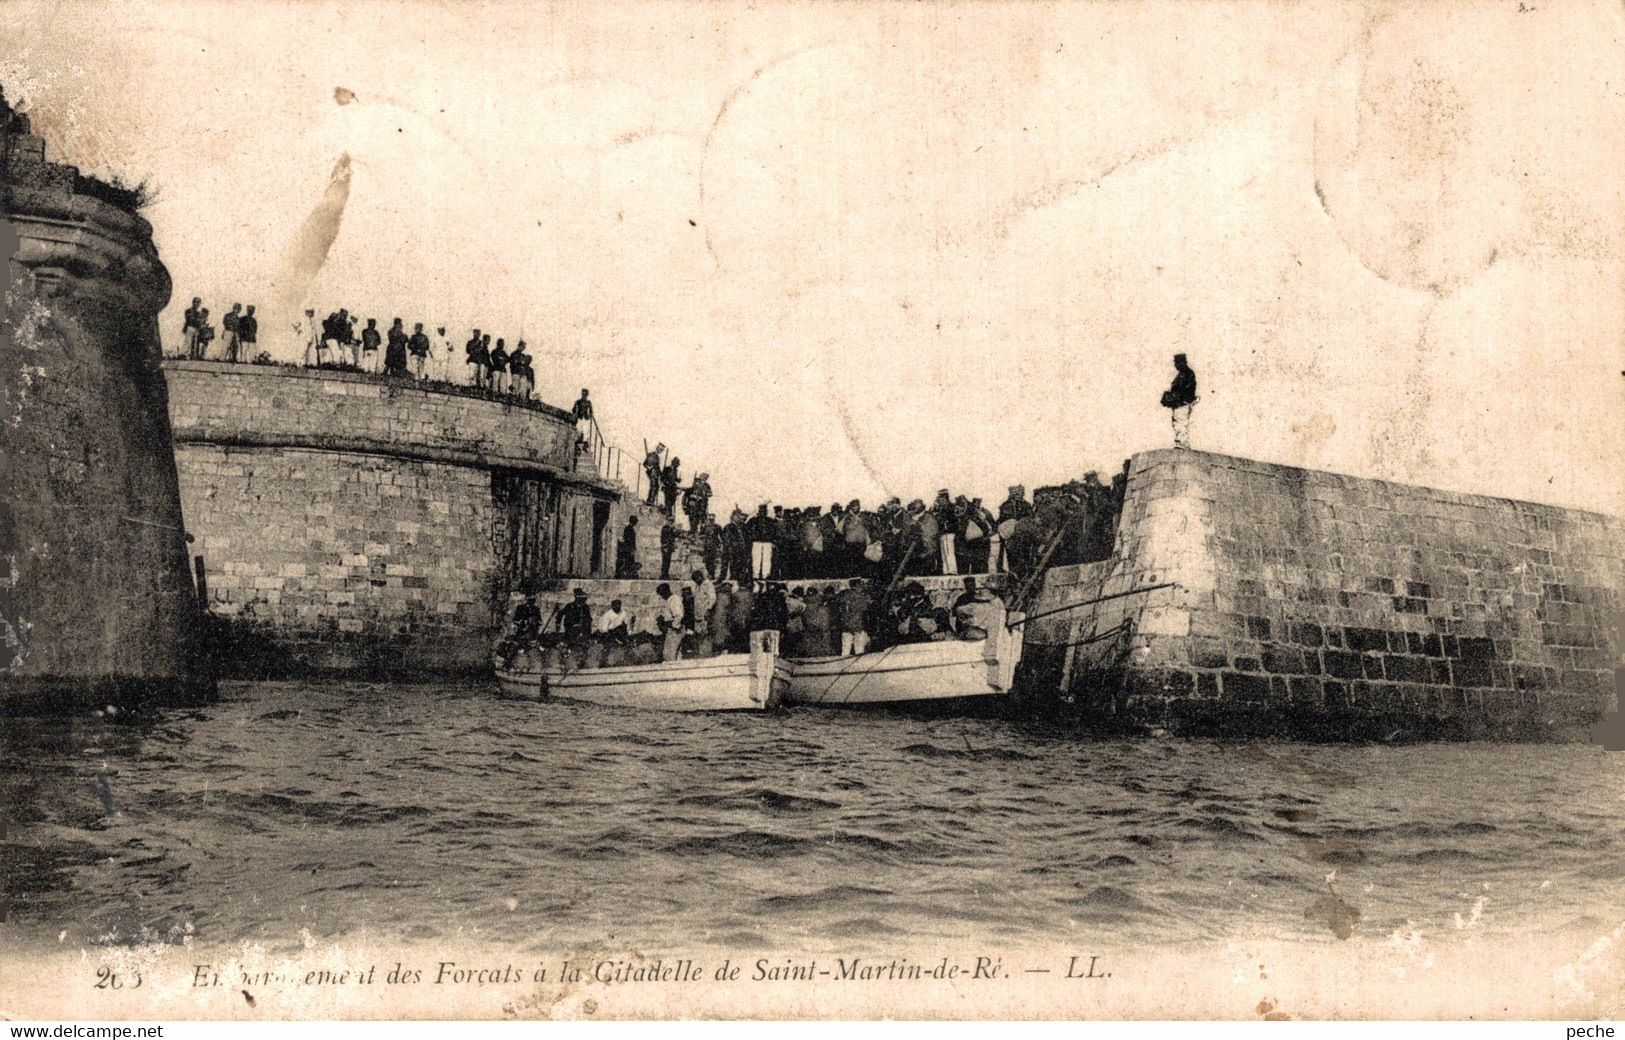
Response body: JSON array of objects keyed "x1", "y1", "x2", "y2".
[{"x1": 4, "y1": 681, "x2": 1623, "y2": 955}]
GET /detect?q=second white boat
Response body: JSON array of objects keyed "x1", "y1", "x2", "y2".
[{"x1": 786, "y1": 609, "x2": 1024, "y2": 707}]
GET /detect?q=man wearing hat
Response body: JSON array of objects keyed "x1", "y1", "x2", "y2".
[
  {"x1": 560, "y1": 589, "x2": 594, "y2": 643},
  {"x1": 1161, "y1": 353, "x2": 1198, "y2": 449}
]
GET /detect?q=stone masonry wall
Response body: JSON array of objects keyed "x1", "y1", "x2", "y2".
[
  {"x1": 163, "y1": 361, "x2": 626, "y2": 677},
  {"x1": 1023, "y1": 449, "x2": 1623, "y2": 740},
  {"x1": 165, "y1": 361, "x2": 579, "y2": 474}
]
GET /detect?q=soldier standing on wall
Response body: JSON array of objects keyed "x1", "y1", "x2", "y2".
[
  {"x1": 359, "y1": 318, "x2": 381, "y2": 373},
  {"x1": 436, "y1": 327, "x2": 452, "y2": 381},
  {"x1": 238, "y1": 305, "x2": 258, "y2": 361},
  {"x1": 1161, "y1": 352, "x2": 1198, "y2": 449},
  {"x1": 383, "y1": 318, "x2": 408, "y2": 376},
  {"x1": 408, "y1": 323, "x2": 431, "y2": 380},
  {"x1": 572, "y1": 390, "x2": 594, "y2": 448},
  {"x1": 509, "y1": 341, "x2": 532, "y2": 398},
  {"x1": 661, "y1": 457, "x2": 682, "y2": 517},
  {"x1": 642, "y1": 443, "x2": 664, "y2": 507},
  {"x1": 464, "y1": 329, "x2": 487, "y2": 387},
  {"x1": 221, "y1": 303, "x2": 242, "y2": 362},
  {"x1": 488, "y1": 338, "x2": 510, "y2": 395},
  {"x1": 194, "y1": 308, "x2": 215, "y2": 359},
  {"x1": 181, "y1": 298, "x2": 204, "y2": 359}
]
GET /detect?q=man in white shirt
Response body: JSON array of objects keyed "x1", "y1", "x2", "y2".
[
  {"x1": 595, "y1": 598, "x2": 629, "y2": 641},
  {"x1": 655, "y1": 582, "x2": 684, "y2": 662}
]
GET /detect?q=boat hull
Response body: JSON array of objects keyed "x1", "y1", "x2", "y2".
[
  {"x1": 494, "y1": 632, "x2": 788, "y2": 712},
  {"x1": 787, "y1": 611, "x2": 1024, "y2": 707}
]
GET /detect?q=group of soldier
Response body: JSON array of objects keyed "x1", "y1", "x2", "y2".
[
  {"x1": 178, "y1": 297, "x2": 259, "y2": 362},
  {"x1": 305, "y1": 311, "x2": 440, "y2": 380}
]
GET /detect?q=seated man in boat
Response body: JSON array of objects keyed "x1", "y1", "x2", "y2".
[
  {"x1": 798, "y1": 586, "x2": 837, "y2": 657},
  {"x1": 512, "y1": 594, "x2": 543, "y2": 643},
  {"x1": 595, "y1": 598, "x2": 630, "y2": 643},
  {"x1": 951, "y1": 577, "x2": 999, "y2": 641}
]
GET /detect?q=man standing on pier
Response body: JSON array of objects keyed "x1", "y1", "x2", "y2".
[
  {"x1": 1161, "y1": 352, "x2": 1198, "y2": 449},
  {"x1": 746, "y1": 504, "x2": 778, "y2": 585}
]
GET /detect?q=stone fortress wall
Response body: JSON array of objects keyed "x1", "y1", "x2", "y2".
[
  {"x1": 162, "y1": 361, "x2": 671, "y2": 677},
  {"x1": 1022, "y1": 449, "x2": 1623, "y2": 739},
  {"x1": 2, "y1": 131, "x2": 212, "y2": 709}
]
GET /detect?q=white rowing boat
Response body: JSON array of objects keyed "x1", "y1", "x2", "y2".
[
  {"x1": 785, "y1": 609, "x2": 1024, "y2": 707},
  {"x1": 494, "y1": 630, "x2": 789, "y2": 712}
]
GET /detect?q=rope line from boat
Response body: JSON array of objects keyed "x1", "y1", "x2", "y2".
[
  {"x1": 1004, "y1": 582, "x2": 1178, "y2": 629},
  {"x1": 1019, "y1": 619, "x2": 1132, "y2": 651}
]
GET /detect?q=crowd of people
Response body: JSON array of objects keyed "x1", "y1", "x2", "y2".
[
  {"x1": 173, "y1": 298, "x2": 555, "y2": 402},
  {"x1": 500, "y1": 571, "x2": 1006, "y2": 670},
  {"x1": 689, "y1": 467, "x2": 1132, "y2": 587}
]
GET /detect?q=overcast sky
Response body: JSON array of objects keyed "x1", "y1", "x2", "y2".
[{"x1": 4, "y1": 0, "x2": 1621, "y2": 515}]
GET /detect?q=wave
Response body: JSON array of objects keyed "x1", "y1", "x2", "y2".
[
  {"x1": 677, "y1": 788, "x2": 842, "y2": 813},
  {"x1": 897, "y1": 743, "x2": 1038, "y2": 762}
]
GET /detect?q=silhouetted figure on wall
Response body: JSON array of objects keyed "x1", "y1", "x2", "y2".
[
  {"x1": 660, "y1": 517, "x2": 677, "y2": 579},
  {"x1": 615, "y1": 515, "x2": 640, "y2": 578},
  {"x1": 643, "y1": 444, "x2": 664, "y2": 506},
  {"x1": 385, "y1": 318, "x2": 409, "y2": 376},
  {"x1": 238, "y1": 305, "x2": 258, "y2": 360},
  {"x1": 661, "y1": 457, "x2": 681, "y2": 516},
  {"x1": 1161, "y1": 352, "x2": 1198, "y2": 449}
]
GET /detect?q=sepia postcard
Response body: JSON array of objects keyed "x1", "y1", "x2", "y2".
[{"x1": 1, "y1": 0, "x2": 1622, "y2": 1024}]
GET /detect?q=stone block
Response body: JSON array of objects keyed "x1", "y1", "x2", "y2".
[
  {"x1": 1262, "y1": 646, "x2": 1308, "y2": 674},
  {"x1": 1221, "y1": 672, "x2": 1272, "y2": 702},
  {"x1": 1289, "y1": 622, "x2": 1324, "y2": 646},
  {"x1": 1321, "y1": 648, "x2": 1364, "y2": 680},
  {"x1": 1344, "y1": 626, "x2": 1387, "y2": 653}
]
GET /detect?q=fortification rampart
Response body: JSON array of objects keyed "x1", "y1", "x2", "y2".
[
  {"x1": 2, "y1": 134, "x2": 211, "y2": 709},
  {"x1": 162, "y1": 361, "x2": 661, "y2": 676},
  {"x1": 1022, "y1": 449, "x2": 1623, "y2": 740}
]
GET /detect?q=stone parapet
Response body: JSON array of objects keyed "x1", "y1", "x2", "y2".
[{"x1": 1023, "y1": 448, "x2": 1623, "y2": 740}]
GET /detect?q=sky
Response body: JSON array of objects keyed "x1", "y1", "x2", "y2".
[{"x1": 3, "y1": 0, "x2": 1622, "y2": 515}]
